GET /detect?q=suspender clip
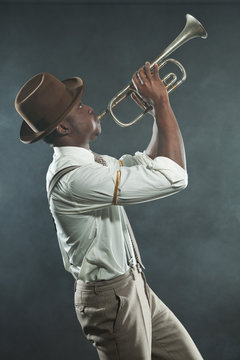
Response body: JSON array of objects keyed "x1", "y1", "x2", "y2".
[{"x1": 136, "y1": 262, "x2": 142, "y2": 273}]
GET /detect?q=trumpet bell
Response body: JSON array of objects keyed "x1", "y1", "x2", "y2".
[{"x1": 98, "y1": 14, "x2": 207, "y2": 127}]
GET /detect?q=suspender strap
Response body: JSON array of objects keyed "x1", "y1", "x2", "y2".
[
  {"x1": 47, "y1": 164, "x2": 144, "y2": 270},
  {"x1": 47, "y1": 165, "x2": 80, "y2": 202}
]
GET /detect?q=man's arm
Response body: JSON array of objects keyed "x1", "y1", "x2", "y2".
[{"x1": 132, "y1": 62, "x2": 186, "y2": 170}]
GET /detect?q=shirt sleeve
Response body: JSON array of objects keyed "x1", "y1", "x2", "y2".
[
  {"x1": 67, "y1": 151, "x2": 188, "y2": 211},
  {"x1": 120, "y1": 150, "x2": 187, "y2": 185}
]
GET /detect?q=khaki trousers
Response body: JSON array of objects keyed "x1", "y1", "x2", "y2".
[{"x1": 74, "y1": 265, "x2": 203, "y2": 360}]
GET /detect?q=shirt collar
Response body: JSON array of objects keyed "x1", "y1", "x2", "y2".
[{"x1": 53, "y1": 146, "x2": 95, "y2": 165}]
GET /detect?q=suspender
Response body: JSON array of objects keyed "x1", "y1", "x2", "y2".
[
  {"x1": 47, "y1": 165, "x2": 139, "y2": 269},
  {"x1": 47, "y1": 166, "x2": 80, "y2": 202}
]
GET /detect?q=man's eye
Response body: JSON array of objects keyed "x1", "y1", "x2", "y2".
[{"x1": 78, "y1": 104, "x2": 83, "y2": 109}]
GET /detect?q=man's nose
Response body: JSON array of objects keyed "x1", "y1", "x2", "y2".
[{"x1": 87, "y1": 106, "x2": 94, "y2": 114}]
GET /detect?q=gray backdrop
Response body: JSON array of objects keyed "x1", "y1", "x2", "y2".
[{"x1": 1, "y1": 1, "x2": 240, "y2": 359}]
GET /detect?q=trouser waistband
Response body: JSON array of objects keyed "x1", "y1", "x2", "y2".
[{"x1": 74, "y1": 264, "x2": 143, "y2": 293}]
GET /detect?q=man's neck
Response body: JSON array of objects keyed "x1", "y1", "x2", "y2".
[{"x1": 53, "y1": 138, "x2": 90, "y2": 150}]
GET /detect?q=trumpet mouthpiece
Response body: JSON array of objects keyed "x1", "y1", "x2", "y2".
[{"x1": 97, "y1": 109, "x2": 108, "y2": 120}]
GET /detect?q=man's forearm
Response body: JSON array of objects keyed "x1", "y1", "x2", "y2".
[
  {"x1": 146, "y1": 101, "x2": 186, "y2": 170},
  {"x1": 145, "y1": 119, "x2": 159, "y2": 160}
]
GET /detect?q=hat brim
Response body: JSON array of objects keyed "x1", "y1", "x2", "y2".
[{"x1": 20, "y1": 77, "x2": 85, "y2": 144}]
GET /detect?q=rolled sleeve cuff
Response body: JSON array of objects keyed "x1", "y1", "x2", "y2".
[{"x1": 134, "y1": 151, "x2": 188, "y2": 188}]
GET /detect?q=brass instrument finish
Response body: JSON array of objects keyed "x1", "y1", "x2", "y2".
[{"x1": 98, "y1": 14, "x2": 208, "y2": 127}]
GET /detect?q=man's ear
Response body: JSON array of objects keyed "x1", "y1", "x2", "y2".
[{"x1": 56, "y1": 120, "x2": 71, "y2": 135}]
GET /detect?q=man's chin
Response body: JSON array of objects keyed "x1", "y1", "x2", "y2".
[
  {"x1": 96, "y1": 123, "x2": 102, "y2": 135},
  {"x1": 92, "y1": 125, "x2": 102, "y2": 140}
]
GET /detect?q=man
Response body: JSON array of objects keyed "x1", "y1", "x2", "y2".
[{"x1": 15, "y1": 62, "x2": 203, "y2": 359}]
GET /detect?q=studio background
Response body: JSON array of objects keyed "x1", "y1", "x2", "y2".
[{"x1": 1, "y1": 1, "x2": 239, "y2": 359}]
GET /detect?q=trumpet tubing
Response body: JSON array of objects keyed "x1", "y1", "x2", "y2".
[{"x1": 98, "y1": 14, "x2": 207, "y2": 127}]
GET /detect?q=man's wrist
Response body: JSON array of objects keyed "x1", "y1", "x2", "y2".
[
  {"x1": 153, "y1": 96, "x2": 170, "y2": 110},
  {"x1": 152, "y1": 98, "x2": 170, "y2": 119}
]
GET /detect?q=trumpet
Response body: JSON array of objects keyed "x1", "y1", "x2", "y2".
[{"x1": 97, "y1": 14, "x2": 207, "y2": 127}]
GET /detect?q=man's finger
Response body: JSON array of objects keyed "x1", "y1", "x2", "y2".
[
  {"x1": 138, "y1": 66, "x2": 147, "y2": 84},
  {"x1": 144, "y1": 61, "x2": 152, "y2": 81},
  {"x1": 132, "y1": 72, "x2": 141, "y2": 91},
  {"x1": 153, "y1": 63, "x2": 160, "y2": 79}
]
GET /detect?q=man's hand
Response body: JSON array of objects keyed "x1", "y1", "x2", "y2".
[
  {"x1": 131, "y1": 61, "x2": 169, "y2": 116},
  {"x1": 133, "y1": 62, "x2": 186, "y2": 169}
]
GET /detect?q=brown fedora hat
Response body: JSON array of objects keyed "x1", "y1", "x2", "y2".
[{"x1": 15, "y1": 72, "x2": 85, "y2": 144}]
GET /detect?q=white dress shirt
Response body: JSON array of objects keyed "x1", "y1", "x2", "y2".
[{"x1": 46, "y1": 146, "x2": 188, "y2": 282}]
